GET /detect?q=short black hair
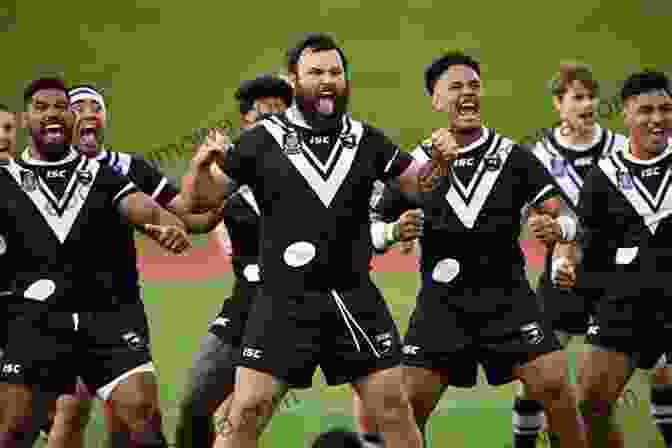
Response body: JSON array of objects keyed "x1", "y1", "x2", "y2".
[
  {"x1": 235, "y1": 74, "x2": 293, "y2": 115},
  {"x1": 287, "y1": 32, "x2": 349, "y2": 79},
  {"x1": 621, "y1": 70, "x2": 672, "y2": 103},
  {"x1": 424, "y1": 51, "x2": 480, "y2": 96},
  {"x1": 311, "y1": 429, "x2": 383, "y2": 448},
  {"x1": 23, "y1": 77, "x2": 68, "y2": 105}
]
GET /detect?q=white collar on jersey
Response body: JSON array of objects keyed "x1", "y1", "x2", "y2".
[
  {"x1": 456, "y1": 127, "x2": 490, "y2": 154},
  {"x1": 621, "y1": 138, "x2": 672, "y2": 166},
  {"x1": 21, "y1": 145, "x2": 79, "y2": 166},
  {"x1": 553, "y1": 123, "x2": 603, "y2": 152}
]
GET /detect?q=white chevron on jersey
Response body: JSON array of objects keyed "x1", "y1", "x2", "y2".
[
  {"x1": 445, "y1": 133, "x2": 515, "y2": 229},
  {"x1": 599, "y1": 146, "x2": 672, "y2": 234},
  {"x1": 238, "y1": 185, "x2": 260, "y2": 216},
  {"x1": 261, "y1": 115, "x2": 364, "y2": 208},
  {"x1": 531, "y1": 128, "x2": 623, "y2": 207},
  {"x1": 3, "y1": 155, "x2": 100, "y2": 243}
]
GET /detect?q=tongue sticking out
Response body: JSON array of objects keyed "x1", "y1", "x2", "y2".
[{"x1": 316, "y1": 97, "x2": 335, "y2": 115}]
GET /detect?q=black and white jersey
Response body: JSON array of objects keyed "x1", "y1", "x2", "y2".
[
  {"x1": 577, "y1": 140, "x2": 672, "y2": 300},
  {"x1": 0, "y1": 148, "x2": 139, "y2": 310},
  {"x1": 529, "y1": 125, "x2": 627, "y2": 279},
  {"x1": 90, "y1": 148, "x2": 180, "y2": 295},
  {"x1": 222, "y1": 106, "x2": 413, "y2": 294},
  {"x1": 222, "y1": 186, "x2": 261, "y2": 284},
  {"x1": 412, "y1": 128, "x2": 556, "y2": 299}
]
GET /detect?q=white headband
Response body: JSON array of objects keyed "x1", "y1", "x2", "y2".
[{"x1": 68, "y1": 87, "x2": 106, "y2": 114}]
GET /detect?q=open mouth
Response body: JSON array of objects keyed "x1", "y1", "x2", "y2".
[
  {"x1": 42, "y1": 123, "x2": 65, "y2": 144},
  {"x1": 78, "y1": 123, "x2": 98, "y2": 148},
  {"x1": 316, "y1": 91, "x2": 336, "y2": 115},
  {"x1": 457, "y1": 99, "x2": 479, "y2": 119}
]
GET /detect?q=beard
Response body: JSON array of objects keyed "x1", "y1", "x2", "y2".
[{"x1": 294, "y1": 81, "x2": 350, "y2": 132}]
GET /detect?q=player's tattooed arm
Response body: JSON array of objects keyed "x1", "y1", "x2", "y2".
[{"x1": 118, "y1": 192, "x2": 191, "y2": 254}]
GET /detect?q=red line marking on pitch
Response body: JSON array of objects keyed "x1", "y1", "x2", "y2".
[{"x1": 138, "y1": 236, "x2": 546, "y2": 281}]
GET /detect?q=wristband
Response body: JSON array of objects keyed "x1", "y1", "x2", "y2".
[{"x1": 556, "y1": 215, "x2": 577, "y2": 241}]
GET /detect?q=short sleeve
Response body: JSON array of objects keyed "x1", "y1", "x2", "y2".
[
  {"x1": 128, "y1": 155, "x2": 179, "y2": 207},
  {"x1": 366, "y1": 126, "x2": 413, "y2": 182},
  {"x1": 222, "y1": 127, "x2": 262, "y2": 188},
  {"x1": 97, "y1": 164, "x2": 139, "y2": 207},
  {"x1": 515, "y1": 145, "x2": 556, "y2": 207}
]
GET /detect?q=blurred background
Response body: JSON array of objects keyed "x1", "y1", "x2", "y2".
[{"x1": 3, "y1": 0, "x2": 669, "y2": 446}]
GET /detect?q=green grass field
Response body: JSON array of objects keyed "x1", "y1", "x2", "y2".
[
  {"x1": 8, "y1": 0, "x2": 670, "y2": 445},
  {"x1": 29, "y1": 270, "x2": 662, "y2": 448}
]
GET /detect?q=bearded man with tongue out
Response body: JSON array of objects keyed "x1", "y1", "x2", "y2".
[
  {"x1": 0, "y1": 77, "x2": 192, "y2": 448},
  {"x1": 182, "y1": 32, "x2": 427, "y2": 448}
]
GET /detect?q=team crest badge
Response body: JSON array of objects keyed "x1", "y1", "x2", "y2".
[
  {"x1": 618, "y1": 171, "x2": 633, "y2": 190},
  {"x1": 340, "y1": 133, "x2": 357, "y2": 149},
  {"x1": 21, "y1": 171, "x2": 37, "y2": 192},
  {"x1": 77, "y1": 169, "x2": 93, "y2": 185},
  {"x1": 484, "y1": 154, "x2": 501, "y2": 171},
  {"x1": 521, "y1": 322, "x2": 544, "y2": 345},
  {"x1": 283, "y1": 132, "x2": 302, "y2": 155},
  {"x1": 550, "y1": 157, "x2": 566, "y2": 177}
]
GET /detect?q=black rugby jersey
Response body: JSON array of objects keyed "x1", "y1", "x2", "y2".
[
  {"x1": 528, "y1": 125, "x2": 627, "y2": 287},
  {"x1": 222, "y1": 107, "x2": 413, "y2": 294},
  {"x1": 1, "y1": 148, "x2": 139, "y2": 310},
  {"x1": 411, "y1": 127, "x2": 557, "y2": 300},
  {"x1": 577, "y1": 140, "x2": 672, "y2": 300},
  {"x1": 90, "y1": 148, "x2": 179, "y2": 296},
  {"x1": 221, "y1": 186, "x2": 261, "y2": 285}
]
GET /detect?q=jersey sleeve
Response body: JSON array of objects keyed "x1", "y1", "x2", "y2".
[
  {"x1": 129, "y1": 155, "x2": 179, "y2": 207},
  {"x1": 366, "y1": 126, "x2": 413, "y2": 182},
  {"x1": 98, "y1": 165, "x2": 140, "y2": 208},
  {"x1": 371, "y1": 179, "x2": 417, "y2": 224},
  {"x1": 575, "y1": 167, "x2": 612, "y2": 295},
  {"x1": 221, "y1": 128, "x2": 261, "y2": 187},
  {"x1": 514, "y1": 145, "x2": 557, "y2": 207}
]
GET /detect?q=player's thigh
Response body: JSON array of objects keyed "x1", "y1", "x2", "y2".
[
  {"x1": 238, "y1": 288, "x2": 321, "y2": 390},
  {"x1": 79, "y1": 304, "x2": 158, "y2": 406},
  {"x1": 0, "y1": 307, "x2": 78, "y2": 401},
  {"x1": 578, "y1": 301, "x2": 646, "y2": 402},
  {"x1": 401, "y1": 286, "x2": 479, "y2": 389},
  {"x1": 184, "y1": 332, "x2": 238, "y2": 415},
  {"x1": 481, "y1": 315, "x2": 563, "y2": 390},
  {"x1": 539, "y1": 279, "x2": 593, "y2": 337},
  {"x1": 319, "y1": 283, "x2": 403, "y2": 388}
]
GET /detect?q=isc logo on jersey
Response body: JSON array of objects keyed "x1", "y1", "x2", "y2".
[
  {"x1": 242, "y1": 347, "x2": 263, "y2": 359},
  {"x1": 46, "y1": 169, "x2": 67, "y2": 179},
  {"x1": 642, "y1": 166, "x2": 661, "y2": 178},
  {"x1": 453, "y1": 158, "x2": 475, "y2": 167},
  {"x1": 1, "y1": 363, "x2": 21, "y2": 375}
]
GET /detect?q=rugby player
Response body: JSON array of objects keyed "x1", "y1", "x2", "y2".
[
  {"x1": 0, "y1": 77, "x2": 189, "y2": 448},
  {"x1": 574, "y1": 70, "x2": 672, "y2": 448},
  {"x1": 182, "y1": 32, "x2": 429, "y2": 448},
  {"x1": 175, "y1": 74, "x2": 293, "y2": 448},
  {"x1": 400, "y1": 52, "x2": 587, "y2": 448},
  {"x1": 512, "y1": 62, "x2": 627, "y2": 448}
]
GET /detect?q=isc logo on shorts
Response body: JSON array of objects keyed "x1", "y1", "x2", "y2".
[
  {"x1": 242, "y1": 347, "x2": 263, "y2": 359},
  {"x1": 402, "y1": 345, "x2": 420, "y2": 355},
  {"x1": 1, "y1": 363, "x2": 21, "y2": 375},
  {"x1": 521, "y1": 322, "x2": 544, "y2": 345}
]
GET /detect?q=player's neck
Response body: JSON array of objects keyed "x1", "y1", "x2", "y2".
[
  {"x1": 557, "y1": 124, "x2": 597, "y2": 147},
  {"x1": 453, "y1": 127, "x2": 483, "y2": 148},
  {"x1": 629, "y1": 140, "x2": 657, "y2": 161},
  {"x1": 28, "y1": 140, "x2": 70, "y2": 162}
]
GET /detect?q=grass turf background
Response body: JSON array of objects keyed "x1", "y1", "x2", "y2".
[{"x1": 8, "y1": 0, "x2": 669, "y2": 445}]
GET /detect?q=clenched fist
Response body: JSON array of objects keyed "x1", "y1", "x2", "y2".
[
  {"x1": 551, "y1": 257, "x2": 576, "y2": 289},
  {"x1": 144, "y1": 224, "x2": 191, "y2": 254},
  {"x1": 396, "y1": 209, "x2": 425, "y2": 242},
  {"x1": 191, "y1": 128, "x2": 230, "y2": 172},
  {"x1": 527, "y1": 212, "x2": 561, "y2": 247}
]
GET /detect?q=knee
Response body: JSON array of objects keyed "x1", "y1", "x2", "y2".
[
  {"x1": 54, "y1": 395, "x2": 86, "y2": 429},
  {"x1": 366, "y1": 389, "x2": 413, "y2": 428},
  {"x1": 520, "y1": 356, "x2": 572, "y2": 403},
  {"x1": 225, "y1": 394, "x2": 276, "y2": 436}
]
